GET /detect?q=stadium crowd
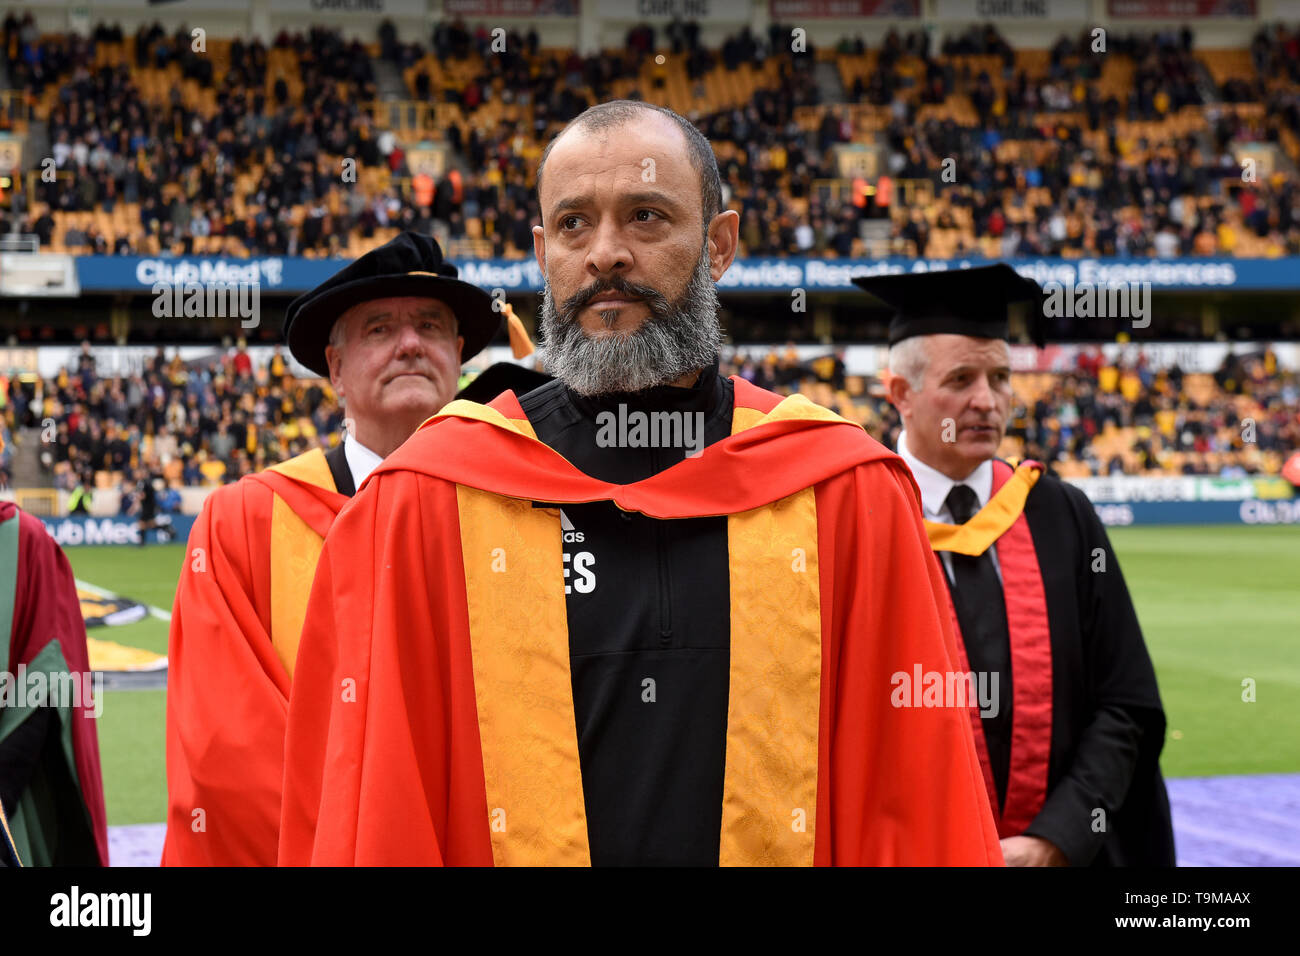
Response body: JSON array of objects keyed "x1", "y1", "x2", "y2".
[
  {"x1": 5, "y1": 343, "x2": 346, "y2": 503},
  {"x1": 869, "y1": 25, "x2": 1300, "y2": 259},
  {"x1": 723, "y1": 343, "x2": 1299, "y2": 480},
  {"x1": 0, "y1": 342, "x2": 1293, "y2": 503},
  {"x1": 0, "y1": 15, "x2": 1296, "y2": 496},
  {"x1": 3, "y1": 15, "x2": 387, "y2": 257},
  {"x1": 2, "y1": 14, "x2": 1299, "y2": 261}
]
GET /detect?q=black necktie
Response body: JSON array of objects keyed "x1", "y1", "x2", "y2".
[{"x1": 943, "y1": 484, "x2": 1013, "y2": 811}]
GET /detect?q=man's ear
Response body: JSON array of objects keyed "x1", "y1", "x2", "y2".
[
  {"x1": 883, "y1": 370, "x2": 911, "y2": 418},
  {"x1": 325, "y1": 338, "x2": 344, "y2": 397},
  {"x1": 532, "y1": 223, "x2": 546, "y2": 274},
  {"x1": 707, "y1": 209, "x2": 741, "y2": 281}
]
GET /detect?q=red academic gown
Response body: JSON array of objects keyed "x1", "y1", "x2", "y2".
[
  {"x1": 279, "y1": 379, "x2": 1004, "y2": 866},
  {"x1": 162, "y1": 449, "x2": 348, "y2": 866},
  {"x1": 0, "y1": 502, "x2": 108, "y2": 866}
]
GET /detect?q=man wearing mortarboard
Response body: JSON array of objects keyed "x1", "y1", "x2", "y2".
[
  {"x1": 163, "y1": 232, "x2": 503, "y2": 865},
  {"x1": 859, "y1": 263, "x2": 1175, "y2": 866},
  {"x1": 278, "y1": 101, "x2": 1002, "y2": 867}
]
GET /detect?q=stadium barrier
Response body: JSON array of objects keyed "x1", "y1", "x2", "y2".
[
  {"x1": 1093, "y1": 499, "x2": 1300, "y2": 526},
  {"x1": 69, "y1": 255, "x2": 1300, "y2": 294},
  {"x1": 35, "y1": 477, "x2": 1294, "y2": 542},
  {"x1": 38, "y1": 513, "x2": 196, "y2": 547},
  {"x1": 1071, "y1": 475, "x2": 1298, "y2": 526},
  {"x1": 37, "y1": 499, "x2": 1294, "y2": 540},
  {"x1": 13, "y1": 340, "x2": 1300, "y2": 383},
  {"x1": 1068, "y1": 475, "x2": 1296, "y2": 503}
]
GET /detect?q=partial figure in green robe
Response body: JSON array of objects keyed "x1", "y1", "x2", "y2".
[{"x1": 0, "y1": 501, "x2": 108, "y2": 865}]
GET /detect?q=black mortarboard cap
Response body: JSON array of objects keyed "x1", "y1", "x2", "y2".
[
  {"x1": 851, "y1": 263, "x2": 1046, "y2": 347},
  {"x1": 454, "y1": 362, "x2": 553, "y2": 404}
]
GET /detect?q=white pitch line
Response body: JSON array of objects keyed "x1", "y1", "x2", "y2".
[{"x1": 75, "y1": 578, "x2": 172, "y2": 622}]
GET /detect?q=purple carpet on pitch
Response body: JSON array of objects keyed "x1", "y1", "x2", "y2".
[
  {"x1": 1165, "y1": 774, "x2": 1300, "y2": 867},
  {"x1": 104, "y1": 775, "x2": 1300, "y2": 866},
  {"x1": 108, "y1": 823, "x2": 165, "y2": 867}
]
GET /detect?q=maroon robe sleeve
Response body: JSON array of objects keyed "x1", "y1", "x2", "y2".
[{"x1": 4, "y1": 504, "x2": 108, "y2": 865}]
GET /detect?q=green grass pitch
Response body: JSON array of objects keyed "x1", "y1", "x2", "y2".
[
  {"x1": 1105, "y1": 525, "x2": 1299, "y2": 778},
  {"x1": 65, "y1": 526, "x2": 1299, "y2": 828},
  {"x1": 67, "y1": 543, "x2": 181, "y2": 827}
]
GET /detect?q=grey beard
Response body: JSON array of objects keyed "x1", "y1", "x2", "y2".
[{"x1": 538, "y1": 247, "x2": 722, "y2": 397}]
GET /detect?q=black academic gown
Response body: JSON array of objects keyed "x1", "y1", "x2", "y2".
[{"x1": 972, "y1": 468, "x2": 1176, "y2": 867}]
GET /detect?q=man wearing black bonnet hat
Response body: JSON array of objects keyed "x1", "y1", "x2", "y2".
[{"x1": 163, "y1": 232, "x2": 499, "y2": 866}]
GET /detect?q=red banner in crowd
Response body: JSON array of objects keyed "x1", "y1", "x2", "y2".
[
  {"x1": 1106, "y1": 0, "x2": 1256, "y2": 17},
  {"x1": 444, "y1": 0, "x2": 580, "y2": 15},
  {"x1": 770, "y1": 0, "x2": 920, "y2": 16}
]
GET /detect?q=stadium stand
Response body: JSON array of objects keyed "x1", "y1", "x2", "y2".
[
  {"x1": 722, "y1": 343, "x2": 1297, "y2": 480},
  {"x1": 0, "y1": 13, "x2": 1296, "y2": 499},
  {"x1": 1, "y1": 342, "x2": 1292, "y2": 508},
  {"x1": 4, "y1": 15, "x2": 1298, "y2": 263},
  {"x1": 5, "y1": 344, "x2": 344, "y2": 503}
]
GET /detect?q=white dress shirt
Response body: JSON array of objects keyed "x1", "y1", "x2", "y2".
[
  {"x1": 343, "y1": 433, "x2": 384, "y2": 492},
  {"x1": 895, "y1": 429, "x2": 1002, "y2": 583}
]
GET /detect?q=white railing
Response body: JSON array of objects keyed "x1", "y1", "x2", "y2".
[{"x1": 0, "y1": 233, "x2": 39, "y2": 254}]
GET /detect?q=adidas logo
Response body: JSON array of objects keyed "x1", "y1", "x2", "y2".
[
  {"x1": 560, "y1": 508, "x2": 596, "y2": 596},
  {"x1": 561, "y1": 509, "x2": 584, "y2": 544}
]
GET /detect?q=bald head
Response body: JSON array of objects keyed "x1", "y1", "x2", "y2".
[{"x1": 536, "y1": 100, "x2": 722, "y2": 234}]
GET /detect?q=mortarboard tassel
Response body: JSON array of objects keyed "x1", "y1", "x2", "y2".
[{"x1": 504, "y1": 302, "x2": 535, "y2": 359}]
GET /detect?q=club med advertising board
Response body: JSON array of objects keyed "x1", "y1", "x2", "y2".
[
  {"x1": 70, "y1": 255, "x2": 1300, "y2": 294},
  {"x1": 39, "y1": 514, "x2": 197, "y2": 548}
]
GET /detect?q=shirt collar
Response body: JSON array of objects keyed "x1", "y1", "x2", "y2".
[
  {"x1": 343, "y1": 432, "x2": 384, "y2": 490},
  {"x1": 895, "y1": 429, "x2": 993, "y2": 522}
]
